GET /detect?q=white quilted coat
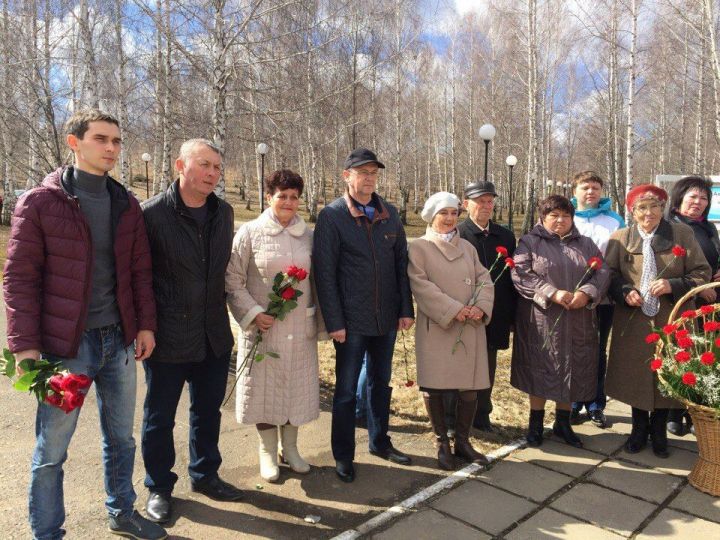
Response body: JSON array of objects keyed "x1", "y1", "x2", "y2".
[{"x1": 226, "y1": 209, "x2": 321, "y2": 425}]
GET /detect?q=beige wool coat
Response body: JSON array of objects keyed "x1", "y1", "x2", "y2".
[
  {"x1": 605, "y1": 219, "x2": 711, "y2": 411},
  {"x1": 408, "y1": 229, "x2": 494, "y2": 390},
  {"x1": 226, "y1": 209, "x2": 322, "y2": 425}
]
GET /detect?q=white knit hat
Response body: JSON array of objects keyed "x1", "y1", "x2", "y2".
[{"x1": 421, "y1": 191, "x2": 461, "y2": 223}]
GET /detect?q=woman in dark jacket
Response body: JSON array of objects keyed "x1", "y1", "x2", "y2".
[
  {"x1": 666, "y1": 176, "x2": 720, "y2": 435},
  {"x1": 511, "y1": 195, "x2": 610, "y2": 449}
]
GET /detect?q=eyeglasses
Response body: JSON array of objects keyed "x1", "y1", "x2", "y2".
[{"x1": 633, "y1": 203, "x2": 662, "y2": 214}]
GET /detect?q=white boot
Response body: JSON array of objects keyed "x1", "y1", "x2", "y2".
[
  {"x1": 279, "y1": 425, "x2": 310, "y2": 474},
  {"x1": 258, "y1": 427, "x2": 280, "y2": 482}
]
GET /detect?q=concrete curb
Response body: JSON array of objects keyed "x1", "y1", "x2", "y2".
[{"x1": 331, "y1": 435, "x2": 529, "y2": 539}]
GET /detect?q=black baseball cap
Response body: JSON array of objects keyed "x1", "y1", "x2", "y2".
[
  {"x1": 344, "y1": 148, "x2": 385, "y2": 170},
  {"x1": 464, "y1": 181, "x2": 497, "y2": 199}
]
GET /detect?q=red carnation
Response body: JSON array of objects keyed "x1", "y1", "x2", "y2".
[
  {"x1": 677, "y1": 337, "x2": 693, "y2": 349},
  {"x1": 704, "y1": 321, "x2": 719, "y2": 333},
  {"x1": 675, "y1": 351, "x2": 691, "y2": 363},
  {"x1": 681, "y1": 309, "x2": 698, "y2": 319},
  {"x1": 504, "y1": 257, "x2": 516, "y2": 269},
  {"x1": 286, "y1": 265, "x2": 299, "y2": 278},
  {"x1": 295, "y1": 268, "x2": 308, "y2": 281},
  {"x1": 63, "y1": 391, "x2": 85, "y2": 410},
  {"x1": 675, "y1": 329, "x2": 690, "y2": 339},
  {"x1": 716, "y1": 337, "x2": 720, "y2": 348},
  {"x1": 588, "y1": 256, "x2": 602, "y2": 270},
  {"x1": 650, "y1": 359, "x2": 663, "y2": 371},
  {"x1": 682, "y1": 372, "x2": 697, "y2": 386},
  {"x1": 44, "y1": 392, "x2": 63, "y2": 409},
  {"x1": 405, "y1": 380, "x2": 415, "y2": 387},
  {"x1": 495, "y1": 246, "x2": 509, "y2": 258},
  {"x1": 662, "y1": 324, "x2": 677, "y2": 335},
  {"x1": 280, "y1": 287, "x2": 296, "y2": 300},
  {"x1": 672, "y1": 245, "x2": 687, "y2": 257},
  {"x1": 700, "y1": 305, "x2": 716, "y2": 315},
  {"x1": 645, "y1": 333, "x2": 661, "y2": 344},
  {"x1": 701, "y1": 352, "x2": 716, "y2": 366}
]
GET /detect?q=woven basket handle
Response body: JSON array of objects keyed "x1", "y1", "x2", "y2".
[{"x1": 667, "y1": 281, "x2": 720, "y2": 325}]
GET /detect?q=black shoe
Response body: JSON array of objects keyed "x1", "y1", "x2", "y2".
[
  {"x1": 355, "y1": 416, "x2": 367, "y2": 429},
  {"x1": 589, "y1": 410, "x2": 607, "y2": 429},
  {"x1": 191, "y1": 476, "x2": 244, "y2": 501},
  {"x1": 553, "y1": 410, "x2": 583, "y2": 448},
  {"x1": 335, "y1": 460, "x2": 355, "y2": 483},
  {"x1": 526, "y1": 409, "x2": 545, "y2": 447},
  {"x1": 145, "y1": 492, "x2": 171, "y2": 524},
  {"x1": 109, "y1": 510, "x2": 167, "y2": 540},
  {"x1": 370, "y1": 445, "x2": 412, "y2": 465},
  {"x1": 625, "y1": 407, "x2": 649, "y2": 453},
  {"x1": 570, "y1": 408, "x2": 582, "y2": 425},
  {"x1": 667, "y1": 420, "x2": 684, "y2": 436},
  {"x1": 650, "y1": 408, "x2": 670, "y2": 459}
]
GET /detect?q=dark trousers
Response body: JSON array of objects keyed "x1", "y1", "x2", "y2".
[
  {"x1": 331, "y1": 332, "x2": 397, "y2": 461},
  {"x1": 444, "y1": 347, "x2": 498, "y2": 429},
  {"x1": 573, "y1": 304, "x2": 613, "y2": 412},
  {"x1": 141, "y1": 346, "x2": 231, "y2": 494}
]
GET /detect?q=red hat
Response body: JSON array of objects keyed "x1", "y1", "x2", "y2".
[{"x1": 626, "y1": 184, "x2": 668, "y2": 210}]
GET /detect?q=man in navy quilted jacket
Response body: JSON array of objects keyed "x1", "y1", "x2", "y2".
[
  {"x1": 3, "y1": 109, "x2": 166, "y2": 540},
  {"x1": 312, "y1": 148, "x2": 415, "y2": 483}
]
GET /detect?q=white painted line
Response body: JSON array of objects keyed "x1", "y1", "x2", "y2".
[{"x1": 330, "y1": 436, "x2": 528, "y2": 539}]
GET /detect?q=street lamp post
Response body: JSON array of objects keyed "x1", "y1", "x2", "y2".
[
  {"x1": 256, "y1": 143, "x2": 269, "y2": 212},
  {"x1": 506, "y1": 154, "x2": 517, "y2": 232},
  {"x1": 141, "y1": 153, "x2": 151, "y2": 199},
  {"x1": 478, "y1": 124, "x2": 496, "y2": 182}
]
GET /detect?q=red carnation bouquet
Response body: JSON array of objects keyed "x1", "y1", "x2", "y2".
[
  {"x1": 237, "y1": 265, "x2": 308, "y2": 375},
  {"x1": 452, "y1": 247, "x2": 515, "y2": 354},
  {"x1": 647, "y1": 304, "x2": 720, "y2": 414},
  {"x1": 0, "y1": 349, "x2": 92, "y2": 414},
  {"x1": 542, "y1": 256, "x2": 603, "y2": 350}
]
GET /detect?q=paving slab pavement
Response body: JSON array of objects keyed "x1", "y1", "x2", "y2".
[{"x1": 356, "y1": 400, "x2": 719, "y2": 540}]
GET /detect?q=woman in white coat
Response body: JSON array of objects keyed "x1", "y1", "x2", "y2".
[{"x1": 226, "y1": 169, "x2": 322, "y2": 482}]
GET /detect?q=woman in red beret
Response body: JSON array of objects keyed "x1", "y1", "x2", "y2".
[{"x1": 605, "y1": 184, "x2": 710, "y2": 457}]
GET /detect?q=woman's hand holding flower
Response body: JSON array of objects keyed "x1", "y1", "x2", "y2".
[
  {"x1": 625, "y1": 289, "x2": 643, "y2": 307},
  {"x1": 648, "y1": 278, "x2": 671, "y2": 297},
  {"x1": 552, "y1": 290, "x2": 573, "y2": 307},
  {"x1": 254, "y1": 312, "x2": 275, "y2": 332}
]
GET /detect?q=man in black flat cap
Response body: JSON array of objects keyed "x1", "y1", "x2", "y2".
[
  {"x1": 453, "y1": 181, "x2": 517, "y2": 432},
  {"x1": 313, "y1": 148, "x2": 415, "y2": 483}
]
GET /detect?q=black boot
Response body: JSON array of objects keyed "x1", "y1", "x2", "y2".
[
  {"x1": 454, "y1": 391, "x2": 489, "y2": 465},
  {"x1": 553, "y1": 409, "x2": 583, "y2": 448},
  {"x1": 625, "y1": 407, "x2": 649, "y2": 453},
  {"x1": 526, "y1": 409, "x2": 545, "y2": 447},
  {"x1": 423, "y1": 394, "x2": 455, "y2": 470},
  {"x1": 666, "y1": 408, "x2": 684, "y2": 436},
  {"x1": 650, "y1": 408, "x2": 670, "y2": 458}
]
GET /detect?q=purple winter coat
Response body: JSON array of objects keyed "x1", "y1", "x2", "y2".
[
  {"x1": 3, "y1": 167, "x2": 156, "y2": 358},
  {"x1": 510, "y1": 223, "x2": 610, "y2": 402}
]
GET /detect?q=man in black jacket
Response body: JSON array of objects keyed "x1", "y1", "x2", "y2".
[
  {"x1": 313, "y1": 148, "x2": 415, "y2": 483},
  {"x1": 456, "y1": 181, "x2": 518, "y2": 432},
  {"x1": 141, "y1": 139, "x2": 242, "y2": 523}
]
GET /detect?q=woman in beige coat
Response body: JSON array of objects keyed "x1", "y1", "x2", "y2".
[
  {"x1": 605, "y1": 184, "x2": 710, "y2": 458},
  {"x1": 408, "y1": 192, "x2": 494, "y2": 470},
  {"x1": 226, "y1": 170, "x2": 322, "y2": 482}
]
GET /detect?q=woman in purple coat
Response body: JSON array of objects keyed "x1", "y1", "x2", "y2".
[{"x1": 511, "y1": 195, "x2": 610, "y2": 449}]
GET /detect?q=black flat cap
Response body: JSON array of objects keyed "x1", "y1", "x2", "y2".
[
  {"x1": 344, "y1": 148, "x2": 385, "y2": 169},
  {"x1": 464, "y1": 181, "x2": 497, "y2": 199}
]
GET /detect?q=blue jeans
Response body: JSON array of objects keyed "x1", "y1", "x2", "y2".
[
  {"x1": 332, "y1": 332, "x2": 396, "y2": 461},
  {"x1": 355, "y1": 353, "x2": 369, "y2": 419},
  {"x1": 141, "y1": 346, "x2": 230, "y2": 494},
  {"x1": 29, "y1": 324, "x2": 137, "y2": 540},
  {"x1": 574, "y1": 304, "x2": 613, "y2": 413}
]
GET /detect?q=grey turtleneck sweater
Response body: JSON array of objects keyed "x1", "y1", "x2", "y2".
[{"x1": 73, "y1": 168, "x2": 121, "y2": 329}]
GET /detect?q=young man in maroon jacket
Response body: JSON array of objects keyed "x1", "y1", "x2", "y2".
[{"x1": 3, "y1": 109, "x2": 166, "y2": 540}]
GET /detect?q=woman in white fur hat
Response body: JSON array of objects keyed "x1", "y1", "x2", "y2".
[{"x1": 407, "y1": 192, "x2": 494, "y2": 470}]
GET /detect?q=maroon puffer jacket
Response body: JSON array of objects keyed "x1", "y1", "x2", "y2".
[{"x1": 3, "y1": 167, "x2": 157, "y2": 358}]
